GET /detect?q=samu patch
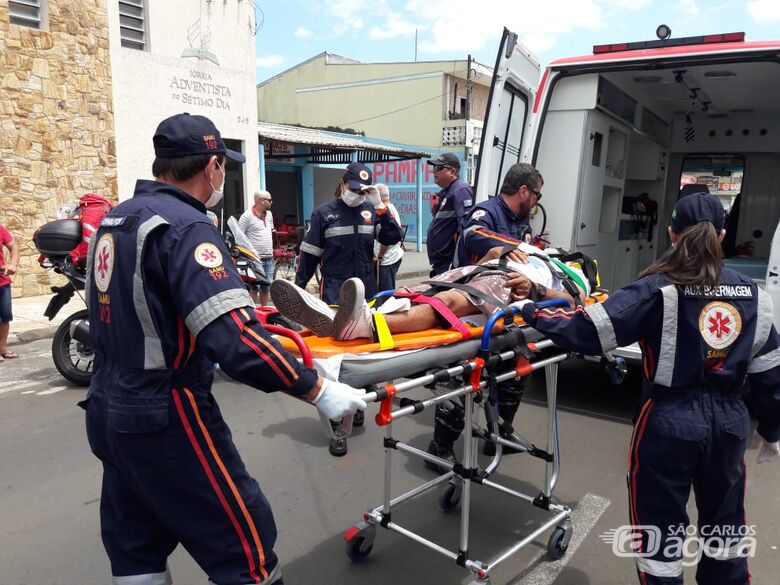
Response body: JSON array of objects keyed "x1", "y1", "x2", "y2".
[
  {"x1": 699, "y1": 301, "x2": 742, "y2": 349},
  {"x1": 361, "y1": 210, "x2": 373, "y2": 223},
  {"x1": 194, "y1": 242, "x2": 223, "y2": 268},
  {"x1": 94, "y1": 233, "x2": 115, "y2": 293}
]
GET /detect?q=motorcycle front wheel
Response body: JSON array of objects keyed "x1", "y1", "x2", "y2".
[{"x1": 52, "y1": 309, "x2": 94, "y2": 387}]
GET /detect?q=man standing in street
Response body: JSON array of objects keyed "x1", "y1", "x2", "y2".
[
  {"x1": 239, "y1": 189, "x2": 275, "y2": 305},
  {"x1": 82, "y1": 112, "x2": 366, "y2": 585},
  {"x1": 0, "y1": 222, "x2": 20, "y2": 361},
  {"x1": 426, "y1": 152, "x2": 473, "y2": 275}
]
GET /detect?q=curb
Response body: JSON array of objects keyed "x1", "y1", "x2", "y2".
[{"x1": 8, "y1": 326, "x2": 59, "y2": 346}]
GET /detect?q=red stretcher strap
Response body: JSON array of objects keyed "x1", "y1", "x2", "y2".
[{"x1": 390, "y1": 292, "x2": 472, "y2": 339}]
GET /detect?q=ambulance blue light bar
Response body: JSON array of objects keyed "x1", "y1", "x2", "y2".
[{"x1": 593, "y1": 32, "x2": 745, "y2": 55}]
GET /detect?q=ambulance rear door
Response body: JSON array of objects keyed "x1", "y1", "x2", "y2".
[{"x1": 474, "y1": 28, "x2": 541, "y2": 202}]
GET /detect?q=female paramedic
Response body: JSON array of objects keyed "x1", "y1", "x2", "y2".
[{"x1": 520, "y1": 192, "x2": 780, "y2": 585}]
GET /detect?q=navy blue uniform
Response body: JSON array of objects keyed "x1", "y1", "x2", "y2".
[
  {"x1": 523, "y1": 268, "x2": 780, "y2": 585},
  {"x1": 84, "y1": 180, "x2": 316, "y2": 585},
  {"x1": 456, "y1": 195, "x2": 531, "y2": 267},
  {"x1": 427, "y1": 177, "x2": 473, "y2": 275},
  {"x1": 296, "y1": 198, "x2": 401, "y2": 305},
  {"x1": 429, "y1": 195, "x2": 532, "y2": 462}
]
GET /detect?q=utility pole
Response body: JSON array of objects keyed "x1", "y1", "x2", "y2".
[
  {"x1": 465, "y1": 54, "x2": 473, "y2": 183},
  {"x1": 414, "y1": 29, "x2": 418, "y2": 62}
]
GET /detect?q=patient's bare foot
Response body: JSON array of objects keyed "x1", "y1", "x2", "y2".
[
  {"x1": 270, "y1": 279, "x2": 335, "y2": 337},
  {"x1": 332, "y1": 278, "x2": 373, "y2": 341}
]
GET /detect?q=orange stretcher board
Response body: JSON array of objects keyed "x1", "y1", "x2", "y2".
[{"x1": 275, "y1": 292, "x2": 607, "y2": 358}]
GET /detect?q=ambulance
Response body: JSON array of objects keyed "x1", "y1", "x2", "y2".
[{"x1": 475, "y1": 27, "x2": 780, "y2": 360}]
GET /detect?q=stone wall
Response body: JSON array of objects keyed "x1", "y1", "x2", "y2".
[{"x1": 0, "y1": 0, "x2": 117, "y2": 297}]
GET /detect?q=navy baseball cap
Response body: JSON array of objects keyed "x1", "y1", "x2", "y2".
[
  {"x1": 671, "y1": 192, "x2": 725, "y2": 232},
  {"x1": 153, "y1": 113, "x2": 246, "y2": 163},
  {"x1": 343, "y1": 162, "x2": 372, "y2": 190},
  {"x1": 427, "y1": 152, "x2": 460, "y2": 170}
]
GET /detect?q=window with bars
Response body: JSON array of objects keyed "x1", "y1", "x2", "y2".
[
  {"x1": 119, "y1": 0, "x2": 147, "y2": 50},
  {"x1": 9, "y1": 0, "x2": 44, "y2": 29}
]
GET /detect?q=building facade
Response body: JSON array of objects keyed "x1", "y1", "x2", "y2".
[
  {"x1": 257, "y1": 53, "x2": 492, "y2": 157},
  {"x1": 1, "y1": 0, "x2": 115, "y2": 297},
  {"x1": 107, "y1": 0, "x2": 260, "y2": 226},
  {"x1": 2, "y1": 0, "x2": 261, "y2": 296}
]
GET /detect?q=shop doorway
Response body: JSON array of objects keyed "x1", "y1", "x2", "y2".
[{"x1": 211, "y1": 138, "x2": 246, "y2": 231}]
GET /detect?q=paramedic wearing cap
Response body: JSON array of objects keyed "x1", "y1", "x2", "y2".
[
  {"x1": 426, "y1": 152, "x2": 473, "y2": 275},
  {"x1": 295, "y1": 161, "x2": 402, "y2": 305},
  {"x1": 82, "y1": 113, "x2": 366, "y2": 585},
  {"x1": 424, "y1": 163, "x2": 543, "y2": 468},
  {"x1": 521, "y1": 192, "x2": 780, "y2": 585},
  {"x1": 456, "y1": 162, "x2": 540, "y2": 267}
]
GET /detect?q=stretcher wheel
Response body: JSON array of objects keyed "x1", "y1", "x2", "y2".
[
  {"x1": 353, "y1": 409, "x2": 365, "y2": 427},
  {"x1": 344, "y1": 522, "x2": 376, "y2": 562},
  {"x1": 329, "y1": 437, "x2": 347, "y2": 457},
  {"x1": 547, "y1": 525, "x2": 570, "y2": 560},
  {"x1": 438, "y1": 482, "x2": 462, "y2": 512}
]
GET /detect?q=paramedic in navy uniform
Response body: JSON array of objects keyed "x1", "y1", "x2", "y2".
[
  {"x1": 521, "y1": 192, "x2": 780, "y2": 585},
  {"x1": 426, "y1": 163, "x2": 543, "y2": 466},
  {"x1": 455, "y1": 162, "x2": 540, "y2": 267},
  {"x1": 426, "y1": 152, "x2": 473, "y2": 275},
  {"x1": 295, "y1": 161, "x2": 402, "y2": 305},
  {"x1": 81, "y1": 113, "x2": 366, "y2": 585}
]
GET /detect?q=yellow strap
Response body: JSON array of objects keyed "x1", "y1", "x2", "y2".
[{"x1": 372, "y1": 312, "x2": 395, "y2": 350}]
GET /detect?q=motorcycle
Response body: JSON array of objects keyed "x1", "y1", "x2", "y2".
[{"x1": 33, "y1": 218, "x2": 93, "y2": 386}]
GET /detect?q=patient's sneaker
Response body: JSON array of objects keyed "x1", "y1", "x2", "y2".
[
  {"x1": 270, "y1": 279, "x2": 335, "y2": 337},
  {"x1": 332, "y1": 278, "x2": 373, "y2": 341}
]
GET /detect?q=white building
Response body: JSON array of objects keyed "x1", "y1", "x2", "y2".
[{"x1": 108, "y1": 0, "x2": 260, "y2": 221}]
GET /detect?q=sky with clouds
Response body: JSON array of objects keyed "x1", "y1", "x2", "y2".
[{"x1": 254, "y1": 0, "x2": 780, "y2": 81}]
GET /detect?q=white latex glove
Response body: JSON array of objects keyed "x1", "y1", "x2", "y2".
[
  {"x1": 362, "y1": 186, "x2": 385, "y2": 209},
  {"x1": 311, "y1": 378, "x2": 367, "y2": 420},
  {"x1": 757, "y1": 439, "x2": 780, "y2": 464}
]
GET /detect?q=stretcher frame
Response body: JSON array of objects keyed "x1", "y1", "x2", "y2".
[{"x1": 340, "y1": 302, "x2": 576, "y2": 584}]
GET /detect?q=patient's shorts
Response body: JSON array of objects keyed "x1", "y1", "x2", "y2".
[{"x1": 406, "y1": 266, "x2": 511, "y2": 315}]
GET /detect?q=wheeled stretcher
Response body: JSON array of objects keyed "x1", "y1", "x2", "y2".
[{"x1": 265, "y1": 291, "x2": 615, "y2": 584}]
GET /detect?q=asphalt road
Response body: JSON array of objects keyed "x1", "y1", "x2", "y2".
[{"x1": 1, "y1": 338, "x2": 778, "y2": 585}]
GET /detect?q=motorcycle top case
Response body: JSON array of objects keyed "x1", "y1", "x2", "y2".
[{"x1": 33, "y1": 219, "x2": 82, "y2": 256}]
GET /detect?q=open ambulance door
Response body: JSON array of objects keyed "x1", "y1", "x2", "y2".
[{"x1": 474, "y1": 28, "x2": 541, "y2": 203}]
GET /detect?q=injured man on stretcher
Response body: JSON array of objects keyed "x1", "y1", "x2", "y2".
[{"x1": 270, "y1": 242, "x2": 591, "y2": 341}]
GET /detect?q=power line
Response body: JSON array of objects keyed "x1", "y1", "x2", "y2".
[{"x1": 340, "y1": 91, "x2": 446, "y2": 126}]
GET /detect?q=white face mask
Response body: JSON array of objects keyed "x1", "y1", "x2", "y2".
[
  {"x1": 341, "y1": 187, "x2": 366, "y2": 208},
  {"x1": 205, "y1": 161, "x2": 226, "y2": 208}
]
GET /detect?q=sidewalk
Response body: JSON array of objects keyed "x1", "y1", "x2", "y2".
[
  {"x1": 7, "y1": 292, "x2": 83, "y2": 346},
  {"x1": 7, "y1": 246, "x2": 433, "y2": 346}
]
